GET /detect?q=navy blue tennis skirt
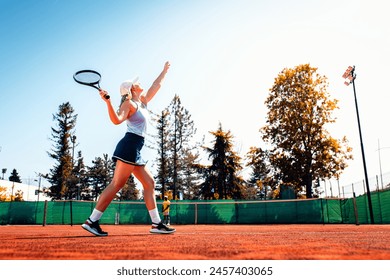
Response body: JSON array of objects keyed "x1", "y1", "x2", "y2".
[{"x1": 112, "y1": 132, "x2": 146, "y2": 166}]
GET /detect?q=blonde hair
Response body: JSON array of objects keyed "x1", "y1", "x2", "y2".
[
  {"x1": 117, "y1": 82, "x2": 135, "y2": 113},
  {"x1": 117, "y1": 93, "x2": 130, "y2": 113}
]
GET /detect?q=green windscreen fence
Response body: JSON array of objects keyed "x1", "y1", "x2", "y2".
[{"x1": 1, "y1": 189, "x2": 389, "y2": 225}]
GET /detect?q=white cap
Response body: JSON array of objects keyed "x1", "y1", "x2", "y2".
[{"x1": 120, "y1": 76, "x2": 139, "y2": 96}]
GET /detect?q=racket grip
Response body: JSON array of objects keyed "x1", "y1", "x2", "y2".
[{"x1": 105, "y1": 94, "x2": 110, "y2": 99}]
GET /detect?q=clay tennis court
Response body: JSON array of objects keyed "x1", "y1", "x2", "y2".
[{"x1": 0, "y1": 224, "x2": 389, "y2": 260}]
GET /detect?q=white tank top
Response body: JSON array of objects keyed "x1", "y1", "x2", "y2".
[{"x1": 126, "y1": 102, "x2": 149, "y2": 137}]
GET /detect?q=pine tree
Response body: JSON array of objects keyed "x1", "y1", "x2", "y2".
[
  {"x1": 152, "y1": 95, "x2": 200, "y2": 200},
  {"x1": 246, "y1": 147, "x2": 271, "y2": 199},
  {"x1": 47, "y1": 102, "x2": 77, "y2": 199},
  {"x1": 119, "y1": 175, "x2": 140, "y2": 200},
  {"x1": 198, "y1": 123, "x2": 245, "y2": 200},
  {"x1": 87, "y1": 154, "x2": 114, "y2": 201},
  {"x1": 180, "y1": 147, "x2": 202, "y2": 199},
  {"x1": 153, "y1": 109, "x2": 171, "y2": 197},
  {"x1": 66, "y1": 151, "x2": 87, "y2": 200},
  {"x1": 9, "y1": 168, "x2": 22, "y2": 183},
  {"x1": 167, "y1": 95, "x2": 197, "y2": 200}
]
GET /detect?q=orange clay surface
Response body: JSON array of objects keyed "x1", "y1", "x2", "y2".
[{"x1": 0, "y1": 224, "x2": 389, "y2": 260}]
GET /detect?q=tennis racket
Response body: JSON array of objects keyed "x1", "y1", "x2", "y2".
[{"x1": 73, "y1": 70, "x2": 110, "y2": 99}]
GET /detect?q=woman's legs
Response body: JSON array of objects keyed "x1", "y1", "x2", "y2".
[
  {"x1": 82, "y1": 160, "x2": 135, "y2": 236},
  {"x1": 82, "y1": 162, "x2": 175, "y2": 235},
  {"x1": 133, "y1": 165, "x2": 157, "y2": 211},
  {"x1": 132, "y1": 165, "x2": 161, "y2": 225},
  {"x1": 95, "y1": 160, "x2": 135, "y2": 212},
  {"x1": 133, "y1": 165, "x2": 175, "y2": 233}
]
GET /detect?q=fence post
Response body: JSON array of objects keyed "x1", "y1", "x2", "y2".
[
  {"x1": 42, "y1": 200, "x2": 48, "y2": 227},
  {"x1": 352, "y1": 193, "x2": 359, "y2": 226},
  {"x1": 70, "y1": 200, "x2": 73, "y2": 226},
  {"x1": 235, "y1": 202, "x2": 239, "y2": 224},
  {"x1": 194, "y1": 203, "x2": 198, "y2": 225},
  {"x1": 377, "y1": 189, "x2": 382, "y2": 224},
  {"x1": 115, "y1": 212, "x2": 120, "y2": 225},
  {"x1": 339, "y1": 199, "x2": 344, "y2": 224}
]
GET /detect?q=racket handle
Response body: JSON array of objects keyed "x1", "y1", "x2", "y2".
[{"x1": 105, "y1": 94, "x2": 110, "y2": 99}]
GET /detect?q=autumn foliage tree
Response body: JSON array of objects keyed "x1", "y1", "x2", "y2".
[
  {"x1": 261, "y1": 64, "x2": 352, "y2": 198},
  {"x1": 0, "y1": 186, "x2": 8, "y2": 201}
]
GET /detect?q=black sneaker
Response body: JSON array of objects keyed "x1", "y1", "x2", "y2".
[
  {"x1": 81, "y1": 218, "x2": 108, "y2": 237},
  {"x1": 149, "y1": 222, "x2": 176, "y2": 234}
]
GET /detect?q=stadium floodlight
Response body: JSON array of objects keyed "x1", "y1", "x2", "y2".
[
  {"x1": 343, "y1": 66, "x2": 374, "y2": 224},
  {"x1": 342, "y1": 66, "x2": 354, "y2": 79},
  {"x1": 342, "y1": 65, "x2": 355, "y2": 86}
]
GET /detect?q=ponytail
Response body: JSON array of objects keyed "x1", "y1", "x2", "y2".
[{"x1": 117, "y1": 94, "x2": 130, "y2": 113}]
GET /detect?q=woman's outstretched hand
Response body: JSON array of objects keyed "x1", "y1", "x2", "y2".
[{"x1": 99, "y1": 89, "x2": 110, "y2": 101}]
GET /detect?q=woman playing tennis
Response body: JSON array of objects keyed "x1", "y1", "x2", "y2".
[{"x1": 82, "y1": 61, "x2": 175, "y2": 236}]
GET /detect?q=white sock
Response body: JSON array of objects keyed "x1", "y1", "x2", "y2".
[
  {"x1": 149, "y1": 208, "x2": 161, "y2": 224},
  {"x1": 89, "y1": 209, "x2": 103, "y2": 222}
]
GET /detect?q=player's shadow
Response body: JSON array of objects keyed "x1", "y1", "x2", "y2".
[{"x1": 15, "y1": 233, "x2": 151, "y2": 240}]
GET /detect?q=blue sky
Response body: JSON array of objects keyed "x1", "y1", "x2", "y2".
[{"x1": 1, "y1": 0, "x2": 390, "y2": 196}]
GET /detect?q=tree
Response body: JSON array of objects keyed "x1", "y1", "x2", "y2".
[
  {"x1": 152, "y1": 95, "x2": 200, "y2": 200},
  {"x1": 67, "y1": 151, "x2": 88, "y2": 200},
  {"x1": 0, "y1": 185, "x2": 23, "y2": 201},
  {"x1": 261, "y1": 64, "x2": 353, "y2": 198},
  {"x1": 87, "y1": 154, "x2": 114, "y2": 201},
  {"x1": 198, "y1": 123, "x2": 245, "y2": 200},
  {"x1": 47, "y1": 102, "x2": 77, "y2": 200},
  {"x1": 153, "y1": 109, "x2": 171, "y2": 197},
  {"x1": 245, "y1": 147, "x2": 271, "y2": 199},
  {"x1": 8, "y1": 169, "x2": 23, "y2": 201},
  {"x1": 180, "y1": 147, "x2": 202, "y2": 199},
  {"x1": 9, "y1": 169, "x2": 22, "y2": 183},
  {"x1": 118, "y1": 175, "x2": 140, "y2": 200},
  {"x1": 167, "y1": 95, "x2": 197, "y2": 200},
  {"x1": 13, "y1": 189, "x2": 24, "y2": 201},
  {"x1": 0, "y1": 186, "x2": 8, "y2": 201}
]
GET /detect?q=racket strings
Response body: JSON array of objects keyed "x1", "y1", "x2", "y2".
[{"x1": 74, "y1": 71, "x2": 101, "y2": 84}]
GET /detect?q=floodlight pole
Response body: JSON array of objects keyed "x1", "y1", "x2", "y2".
[{"x1": 349, "y1": 67, "x2": 374, "y2": 224}]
